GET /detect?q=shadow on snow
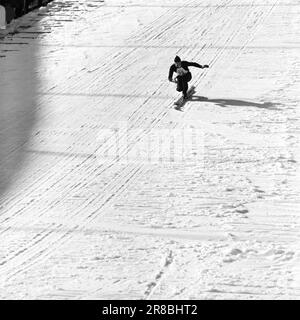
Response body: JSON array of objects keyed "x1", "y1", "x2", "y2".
[{"x1": 190, "y1": 95, "x2": 282, "y2": 110}]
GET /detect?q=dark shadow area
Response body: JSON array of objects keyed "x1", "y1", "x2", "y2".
[
  {"x1": 0, "y1": 1, "x2": 49, "y2": 198},
  {"x1": 0, "y1": 29, "x2": 37, "y2": 199},
  {"x1": 190, "y1": 95, "x2": 282, "y2": 110},
  {"x1": 0, "y1": 1, "x2": 52, "y2": 20}
]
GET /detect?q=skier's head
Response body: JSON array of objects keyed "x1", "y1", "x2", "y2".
[{"x1": 174, "y1": 55, "x2": 181, "y2": 67}]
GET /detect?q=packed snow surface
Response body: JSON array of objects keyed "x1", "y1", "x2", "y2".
[{"x1": 0, "y1": 0, "x2": 299, "y2": 299}]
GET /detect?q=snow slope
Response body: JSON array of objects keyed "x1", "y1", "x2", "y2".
[{"x1": 0, "y1": 0, "x2": 299, "y2": 299}]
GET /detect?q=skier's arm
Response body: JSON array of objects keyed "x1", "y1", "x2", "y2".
[
  {"x1": 186, "y1": 62, "x2": 209, "y2": 68},
  {"x1": 168, "y1": 65, "x2": 175, "y2": 81}
]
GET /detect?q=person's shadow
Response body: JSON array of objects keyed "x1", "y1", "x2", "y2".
[{"x1": 188, "y1": 95, "x2": 282, "y2": 110}]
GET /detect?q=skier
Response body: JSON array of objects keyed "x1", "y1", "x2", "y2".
[{"x1": 168, "y1": 56, "x2": 209, "y2": 99}]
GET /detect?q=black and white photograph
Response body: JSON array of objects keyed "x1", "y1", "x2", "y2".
[{"x1": 0, "y1": 0, "x2": 299, "y2": 303}]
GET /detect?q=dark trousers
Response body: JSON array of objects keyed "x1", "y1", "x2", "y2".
[{"x1": 176, "y1": 72, "x2": 192, "y2": 96}]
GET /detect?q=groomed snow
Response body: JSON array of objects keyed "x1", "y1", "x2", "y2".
[{"x1": 0, "y1": 0, "x2": 299, "y2": 299}]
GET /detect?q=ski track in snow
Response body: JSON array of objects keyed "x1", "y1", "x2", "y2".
[{"x1": 0, "y1": 0, "x2": 299, "y2": 299}]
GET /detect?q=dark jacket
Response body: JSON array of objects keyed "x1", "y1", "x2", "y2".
[{"x1": 168, "y1": 61, "x2": 203, "y2": 81}]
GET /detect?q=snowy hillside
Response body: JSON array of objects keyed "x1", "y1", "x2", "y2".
[{"x1": 0, "y1": 0, "x2": 299, "y2": 299}]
